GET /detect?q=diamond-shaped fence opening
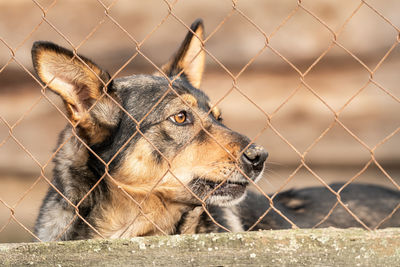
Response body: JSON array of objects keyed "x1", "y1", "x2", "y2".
[
  {"x1": 339, "y1": 83, "x2": 399, "y2": 145},
  {"x1": 375, "y1": 134, "x2": 400, "y2": 176},
  {"x1": 336, "y1": 3, "x2": 399, "y2": 64},
  {"x1": 373, "y1": 49, "x2": 400, "y2": 94},
  {"x1": 0, "y1": 0, "x2": 399, "y2": 243},
  {"x1": 268, "y1": 8, "x2": 335, "y2": 71},
  {"x1": 0, "y1": 175, "x2": 47, "y2": 243},
  {"x1": 301, "y1": 0, "x2": 362, "y2": 31},
  {"x1": 269, "y1": 84, "x2": 335, "y2": 151}
]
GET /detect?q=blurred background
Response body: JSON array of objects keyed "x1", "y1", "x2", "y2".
[{"x1": 0, "y1": 0, "x2": 399, "y2": 242}]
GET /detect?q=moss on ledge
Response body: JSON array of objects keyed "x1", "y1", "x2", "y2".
[{"x1": 1, "y1": 228, "x2": 400, "y2": 266}]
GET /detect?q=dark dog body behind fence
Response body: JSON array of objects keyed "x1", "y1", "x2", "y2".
[{"x1": 32, "y1": 19, "x2": 399, "y2": 242}]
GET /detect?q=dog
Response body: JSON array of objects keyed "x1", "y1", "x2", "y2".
[
  {"x1": 33, "y1": 19, "x2": 399, "y2": 241},
  {"x1": 32, "y1": 19, "x2": 268, "y2": 241}
]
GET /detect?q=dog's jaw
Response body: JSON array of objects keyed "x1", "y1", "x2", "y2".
[
  {"x1": 207, "y1": 190, "x2": 248, "y2": 207},
  {"x1": 188, "y1": 162, "x2": 265, "y2": 207}
]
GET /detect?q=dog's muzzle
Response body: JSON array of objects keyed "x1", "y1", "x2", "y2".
[{"x1": 240, "y1": 144, "x2": 268, "y2": 176}]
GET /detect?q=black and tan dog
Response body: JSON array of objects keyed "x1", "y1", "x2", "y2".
[
  {"x1": 33, "y1": 19, "x2": 399, "y2": 241},
  {"x1": 32, "y1": 19, "x2": 268, "y2": 241}
]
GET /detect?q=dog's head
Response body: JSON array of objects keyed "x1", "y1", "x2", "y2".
[{"x1": 31, "y1": 19, "x2": 268, "y2": 207}]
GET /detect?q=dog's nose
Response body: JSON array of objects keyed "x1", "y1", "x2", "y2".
[{"x1": 241, "y1": 144, "x2": 268, "y2": 170}]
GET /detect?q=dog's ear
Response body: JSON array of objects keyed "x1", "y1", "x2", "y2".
[
  {"x1": 32, "y1": 41, "x2": 119, "y2": 143},
  {"x1": 32, "y1": 41, "x2": 110, "y2": 122},
  {"x1": 161, "y1": 19, "x2": 205, "y2": 88}
]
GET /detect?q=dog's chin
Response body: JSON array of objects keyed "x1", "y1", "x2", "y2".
[{"x1": 207, "y1": 189, "x2": 248, "y2": 207}]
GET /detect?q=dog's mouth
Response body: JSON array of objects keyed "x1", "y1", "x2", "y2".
[
  {"x1": 202, "y1": 179, "x2": 248, "y2": 195},
  {"x1": 188, "y1": 178, "x2": 249, "y2": 206}
]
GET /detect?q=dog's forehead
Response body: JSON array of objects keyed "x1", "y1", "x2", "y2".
[
  {"x1": 113, "y1": 74, "x2": 210, "y2": 109},
  {"x1": 114, "y1": 74, "x2": 164, "y2": 90}
]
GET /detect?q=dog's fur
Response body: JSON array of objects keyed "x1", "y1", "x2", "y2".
[{"x1": 33, "y1": 19, "x2": 399, "y2": 241}]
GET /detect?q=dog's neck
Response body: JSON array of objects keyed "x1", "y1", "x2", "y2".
[{"x1": 95, "y1": 183, "x2": 203, "y2": 238}]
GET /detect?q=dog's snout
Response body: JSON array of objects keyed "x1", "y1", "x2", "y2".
[{"x1": 241, "y1": 144, "x2": 268, "y2": 170}]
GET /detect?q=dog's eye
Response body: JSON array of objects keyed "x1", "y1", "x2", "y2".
[
  {"x1": 174, "y1": 112, "x2": 186, "y2": 124},
  {"x1": 169, "y1": 111, "x2": 190, "y2": 125}
]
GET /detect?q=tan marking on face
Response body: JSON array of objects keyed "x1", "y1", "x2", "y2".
[
  {"x1": 180, "y1": 94, "x2": 198, "y2": 107},
  {"x1": 111, "y1": 137, "x2": 192, "y2": 202},
  {"x1": 210, "y1": 106, "x2": 221, "y2": 120},
  {"x1": 116, "y1": 138, "x2": 168, "y2": 187},
  {"x1": 169, "y1": 126, "x2": 242, "y2": 184}
]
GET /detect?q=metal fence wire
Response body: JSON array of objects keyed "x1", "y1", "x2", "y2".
[{"x1": 0, "y1": 0, "x2": 399, "y2": 242}]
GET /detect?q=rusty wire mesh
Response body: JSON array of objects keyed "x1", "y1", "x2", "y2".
[{"x1": 0, "y1": 0, "x2": 399, "y2": 243}]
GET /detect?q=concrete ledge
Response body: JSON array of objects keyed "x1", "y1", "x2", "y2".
[{"x1": 1, "y1": 228, "x2": 400, "y2": 266}]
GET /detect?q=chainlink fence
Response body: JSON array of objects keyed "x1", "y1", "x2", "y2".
[{"x1": 0, "y1": 0, "x2": 399, "y2": 242}]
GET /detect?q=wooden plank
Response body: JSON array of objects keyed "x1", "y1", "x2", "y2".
[{"x1": 1, "y1": 228, "x2": 400, "y2": 266}]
